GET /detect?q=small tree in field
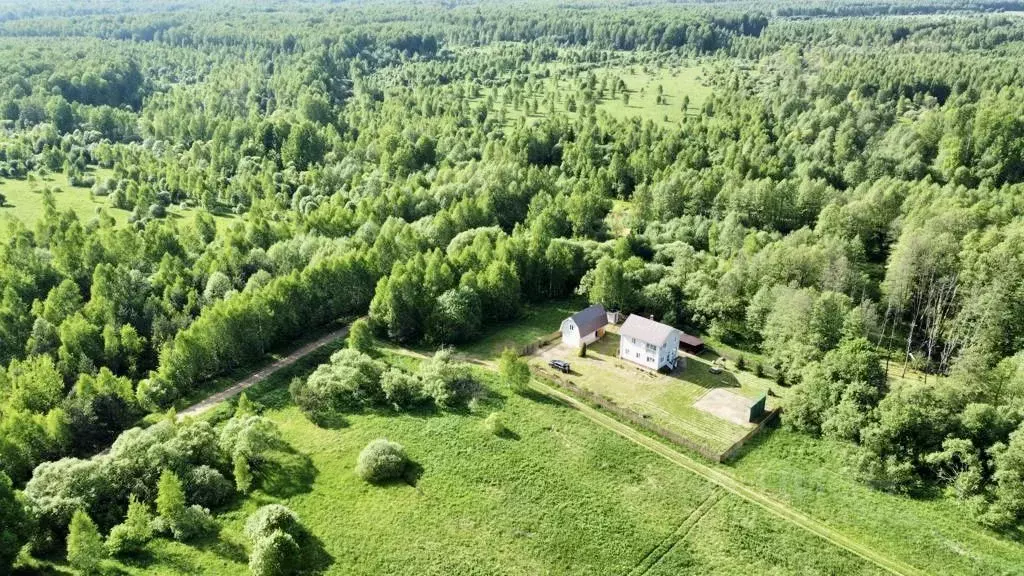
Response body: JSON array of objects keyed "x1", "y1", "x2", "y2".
[
  {"x1": 68, "y1": 509, "x2": 105, "y2": 575},
  {"x1": 498, "y1": 348, "x2": 530, "y2": 394},
  {"x1": 484, "y1": 412, "x2": 506, "y2": 436},
  {"x1": 356, "y1": 439, "x2": 409, "y2": 483},
  {"x1": 578, "y1": 342, "x2": 588, "y2": 358},
  {"x1": 348, "y1": 318, "x2": 374, "y2": 353}
]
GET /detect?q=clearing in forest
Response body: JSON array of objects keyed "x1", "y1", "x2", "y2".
[
  {"x1": 534, "y1": 327, "x2": 778, "y2": 457},
  {"x1": 109, "y1": 345, "x2": 885, "y2": 576}
]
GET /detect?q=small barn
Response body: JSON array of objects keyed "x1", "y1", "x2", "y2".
[
  {"x1": 560, "y1": 304, "x2": 608, "y2": 348},
  {"x1": 679, "y1": 332, "x2": 704, "y2": 354}
]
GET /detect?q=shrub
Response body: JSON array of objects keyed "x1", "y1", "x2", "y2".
[
  {"x1": 577, "y1": 343, "x2": 587, "y2": 358},
  {"x1": 754, "y1": 362, "x2": 765, "y2": 377},
  {"x1": 380, "y1": 368, "x2": 422, "y2": 408},
  {"x1": 170, "y1": 505, "x2": 216, "y2": 541},
  {"x1": 105, "y1": 495, "x2": 153, "y2": 556},
  {"x1": 483, "y1": 413, "x2": 506, "y2": 436},
  {"x1": 245, "y1": 504, "x2": 301, "y2": 542},
  {"x1": 419, "y1": 348, "x2": 478, "y2": 408},
  {"x1": 498, "y1": 348, "x2": 530, "y2": 394},
  {"x1": 356, "y1": 439, "x2": 408, "y2": 483},
  {"x1": 155, "y1": 469, "x2": 213, "y2": 541},
  {"x1": 736, "y1": 354, "x2": 746, "y2": 370},
  {"x1": 186, "y1": 465, "x2": 235, "y2": 509},
  {"x1": 348, "y1": 318, "x2": 374, "y2": 353},
  {"x1": 249, "y1": 529, "x2": 300, "y2": 576}
]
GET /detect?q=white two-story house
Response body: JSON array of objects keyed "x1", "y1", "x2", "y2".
[{"x1": 618, "y1": 314, "x2": 681, "y2": 371}]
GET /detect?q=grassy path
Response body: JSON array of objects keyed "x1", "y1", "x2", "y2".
[
  {"x1": 177, "y1": 323, "x2": 351, "y2": 420},
  {"x1": 529, "y1": 379, "x2": 927, "y2": 576},
  {"x1": 626, "y1": 488, "x2": 724, "y2": 576}
]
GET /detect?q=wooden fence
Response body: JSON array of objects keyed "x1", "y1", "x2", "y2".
[
  {"x1": 518, "y1": 330, "x2": 563, "y2": 356},
  {"x1": 523, "y1": 330, "x2": 779, "y2": 463},
  {"x1": 539, "y1": 370, "x2": 727, "y2": 462}
]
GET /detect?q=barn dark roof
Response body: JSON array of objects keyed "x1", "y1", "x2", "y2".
[
  {"x1": 567, "y1": 304, "x2": 607, "y2": 336},
  {"x1": 679, "y1": 333, "x2": 704, "y2": 348}
]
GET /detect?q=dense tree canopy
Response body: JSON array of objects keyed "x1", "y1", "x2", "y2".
[{"x1": 1, "y1": 4, "x2": 1024, "y2": 569}]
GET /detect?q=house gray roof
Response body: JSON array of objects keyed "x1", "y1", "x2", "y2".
[
  {"x1": 566, "y1": 304, "x2": 607, "y2": 336},
  {"x1": 620, "y1": 314, "x2": 679, "y2": 346}
]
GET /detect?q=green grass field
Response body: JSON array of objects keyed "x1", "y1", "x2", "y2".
[
  {"x1": 0, "y1": 169, "x2": 237, "y2": 238},
  {"x1": 87, "y1": 343, "x2": 883, "y2": 576},
  {"x1": 470, "y1": 60, "x2": 713, "y2": 128},
  {"x1": 597, "y1": 64, "x2": 712, "y2": 125},
  {"x1": 457, "y1": 298, "x2": 584, "y2": 361},
  {"x1": 532, "y1": 329, "x2": 778, "y2": 456},
  {"x1": 727, "y1": 429, "x2": 1024, "y2": 576},
  {"x1": 0, "y1": 169, "x2": 127, "y2": 231}
]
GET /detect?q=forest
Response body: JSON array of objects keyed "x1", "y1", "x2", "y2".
[{"x1": 1, "y1": 0, "x2": 1024, "y2": 574}]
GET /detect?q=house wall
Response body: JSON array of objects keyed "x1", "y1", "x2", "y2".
[
  {"x1": 619, "y1": 332, "x2": 680, "y2": 370},
  {"x1": 561, "y1": 319, "x2": 581, "y2": 347},
  {"x1": 619, "y1": 335, "x2": 660, "y2": 370},
  {"x1": 562, "y1": 319, "x2": 600, "y2": 348}
]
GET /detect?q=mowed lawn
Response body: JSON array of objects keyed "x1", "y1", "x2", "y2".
[
  {"x1": 108, "y1": 348, "x2": 883, "y2": 576},
  {"x1": 533, "y1": 329, "x2": 777, "y2": 456}
]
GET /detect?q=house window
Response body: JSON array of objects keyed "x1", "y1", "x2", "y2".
[{"x1": 646, "y1": 343, "x2": 656, "y2": 353}]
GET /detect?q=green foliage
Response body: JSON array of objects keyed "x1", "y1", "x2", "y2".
[
  {"x1": 244, "y1": 504, "x2": 302, "y2": 543},
  {"x1": 0, "y1": 472, "x2": 32, "y2": 570},
  {"x1": 356, "y1": 439, "x2": 409, "y2": 484},
  {"x1": 156, "y1": 469, "x2": 186, "y2": 523},
  {"x1": 105, "y1": 495, "x2": 153, "y2": 557},
  {"x1": 380, "y1": 368, "x2": 423, "y2": 408},
  {"x1": 249, "y1": 529, "x2": 300, "y2": 576},
  {"x1": 234, "y1": 452, "x2": 254, "y2": 495},
  {"x1": 67, "y1": 509, "x2": 105, "y2": 575},
  {"x1": 483, "y1": 412, "x2": 506, "y2": 436},
  {"x1": 347, "y1": 318, "x2": 375, "y2": 354},
  {"x1": 420, "y1": 348, "x2": 479, "y2": 408},
  {"x1": 498, "y1": 348, "x2": 530, "y2": 394}
]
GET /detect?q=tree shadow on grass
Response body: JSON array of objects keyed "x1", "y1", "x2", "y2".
[
  {"x1": 404, "y1": 459, "x2": 425, "y2": 487},
  {"x1": 521, "y1": 388, "x2": 564, "y2": 407},
  {"x1": 496, "y1": 427, "x2": 521, "y2": 441},
  {"x1": 299, "y1": 532, "x2": 335, "y2": 574},
  {"x1": 259, "y1": 448, "x2": 318, "y2": 498},
  {"x1": 192, "y1": 529, "x2": 249, "y2": 565}
]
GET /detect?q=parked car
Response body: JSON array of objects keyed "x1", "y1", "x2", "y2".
[{"x1": 549, "y1": 359, "x2": 571, "y2": 373}]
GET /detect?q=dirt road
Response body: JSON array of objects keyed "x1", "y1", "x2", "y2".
[{"x1": 177, "y1": 323, "x2": 351, "y2": 420}]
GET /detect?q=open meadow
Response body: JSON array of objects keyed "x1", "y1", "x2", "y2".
[
  {"x1": 93, "y1": 343, "x2": 885, "y2": 576},
  {"x1": 0, "y1": 169, "x2": 236, "y2": 238}
]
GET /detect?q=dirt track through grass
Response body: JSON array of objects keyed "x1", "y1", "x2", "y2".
[
  {"x1": 626, "y1": 488, "x2": 724, "y2": 576},
  {"x1": 529, "y1": 379, "x2": 927, "y2": 576}
]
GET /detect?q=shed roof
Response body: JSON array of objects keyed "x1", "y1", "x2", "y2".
[
  {"x1": 566, "y1": 304, "x2": 608, "y2": 336},
  {"x1": 679, "y1": 332, "x2": 704, "y2": 347},
  {"x1": 620, "y1": 314, "x2": 679, "y2": 346}
]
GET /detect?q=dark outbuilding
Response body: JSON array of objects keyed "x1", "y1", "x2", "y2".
[{"x1": 679, "y1": 332, "x2": 704, "y2": 353}]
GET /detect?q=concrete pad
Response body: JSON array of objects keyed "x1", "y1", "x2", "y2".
[{"x1": 693, "y1": 388, "x2": 755, "y2": 427}]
